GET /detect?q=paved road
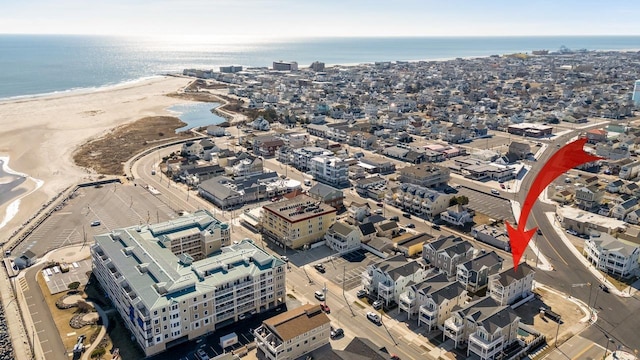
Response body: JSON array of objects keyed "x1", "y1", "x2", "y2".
[
  {"x1": 521, "y1": 125, "x2": 640, "y2": 351},
  {"x1": 22, "y1": 264, "x2": 67, "y2": 359}
]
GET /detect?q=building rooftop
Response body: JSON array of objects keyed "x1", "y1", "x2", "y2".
[
  {"x1": 93, "y1": 211, "x2": 282, "y2": 311},
  {"x1": 262, "y1": 194, "x2": 336, "y2": 223},
  {"x1": 263, "y1": 304, "x2": 330, "y2": 342}
]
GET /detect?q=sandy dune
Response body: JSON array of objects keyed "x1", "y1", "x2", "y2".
[{"x1": 0, "y1": 76, "x2": 193, "y2": 237}]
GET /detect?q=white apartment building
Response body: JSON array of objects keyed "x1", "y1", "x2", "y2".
[
  {"x1": 290, "y1": 147, "x2": 333, "y2": 171},
  {"x1": 362, "y1": 255, "x2": 432, "y2": 306},
  {"x1": 488, "y1": 263, "x2": 535, "y2": 306},
  {"x1": 310, "y1": 155, "x2": 350, "y2": 187},
  {"x1": 584, "y1": 233, "x2": 640, "y2": 278},
  {"x1": 254, "y1": 304, "x2": 330, "y2": 360},
  {"x1": 91, "y1": 214, "x2": 286, "y2": 357}
]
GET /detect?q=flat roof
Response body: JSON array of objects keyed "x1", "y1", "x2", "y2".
[{"x1": 262, "y1": 194, "x2": 336, "y2": 223}]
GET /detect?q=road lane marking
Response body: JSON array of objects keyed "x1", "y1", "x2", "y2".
[{"x1": 571, "y1": 342, "x2": 594, "y2": 360}]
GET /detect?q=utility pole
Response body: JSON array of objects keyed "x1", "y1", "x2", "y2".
[{"x1": 555, "y1": 316, "x2": 562, "y2": 347}]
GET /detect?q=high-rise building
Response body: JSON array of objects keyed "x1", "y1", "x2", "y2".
[
  {"x1": 91, "y1": 211, "x2": 286, "y2": 357},
  {"x1": 272, "y1": 61, "x2": 298, "y2": 71},
  {"x1": 633, "y1": 80, "x2": 640, "y2": 106}
]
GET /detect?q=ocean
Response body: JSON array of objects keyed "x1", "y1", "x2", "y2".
[{"x1": 1, "y1": 35, "x2": 640, "y2": 101}]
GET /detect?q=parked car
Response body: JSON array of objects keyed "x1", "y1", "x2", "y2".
[
  {"x1": 491, "y1": 189, "x2": 500, "y2": 195},
  {"x1": 320, "y1": 303, "x2": 330, "y2": 313},
  {"x1": 314, "y1": 263, "x2": 326, "y2": 273},
  {"x1": 356, "y1": 289, "x2": 367, "y2": 298},
  {"x1": 390, "y1": 216, "x2": 399, "y2": 221},
  {"x1": 402, "y1": 213, "x2": 411, "y2": 219},
  {"x1": 366, "y1": 311, "x2": 381, "y2": 324},
  {"x1": 90, "y1": 220, "x2": 101, "y2": 227},
  {"x1": 376, "y1": 202, "x2": 384, "y2": 207},
  {"x1": 566, "y1": 229, "x2": 578, "y2": 236},
  {"x1": 314, "y1": 291, "x2": 325, "y2": 301},
  {"x1": 600, "y1": 284, "x2": 610, "y2": 293},
  {"x1": 330, "y1": 328, "x2": 344, "y2": 339},
  {"x1": 578, "y1": 233, "x2": 590, "y2": 239},
  {"x1": 372, "y1": 300, "x2": 383, "y2": 310},
  {"x1": 500, "y1": 183, "x2": 505, "y2": 189},
  {"x1": 195, "y1": 348, "x2": 210, "y2": 360},
  {"x1": 432, "y1": 224, "x2": 441, "y2": 230},
  {"x1": 406, "y1": 223, "x2": 415, "y2": 228}
]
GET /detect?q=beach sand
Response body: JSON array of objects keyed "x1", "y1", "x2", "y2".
[{"x1": 0, "y1": 76, "x2": 193, "y2": 238}]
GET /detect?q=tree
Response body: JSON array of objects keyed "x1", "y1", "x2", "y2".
[
  {"x1": 68, "y1": 282, "x2": 81, "y2": 291},
  {"x1": 91, "y1": 348, "x2": 106, "y2": 359},
  {"x1": 457, "y1": 195, "x2": 469, "y2": 205}
]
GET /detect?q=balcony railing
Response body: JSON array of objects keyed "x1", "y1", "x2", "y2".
[
  {"x1": 444, "y1": 318, "x2": 464, "y2": 333},
  {"x1": 468, "y1": 334, "x2": 504, "y2": 359}
]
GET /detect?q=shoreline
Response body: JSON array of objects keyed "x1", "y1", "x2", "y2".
[{"x1": 0, "y1": 76, "x2": 193, "y2": 239}]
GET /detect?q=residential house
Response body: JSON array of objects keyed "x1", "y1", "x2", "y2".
[
  {"x1": 254, "y1": 304, "x2": 330, "y2": 360},
  {"x1": 375, "y1": 221, "x2": 400, "y2": 239},
  {"x1": 358, "y1": 158, "x2": 396, "y2": 175},
  {"x1": 575, "y1": 185, "x2": 604, "y2": 211},
  {"x1": 440, "y1": 204, "x2": 475, "y2": 227},
  {"x1": 291, "y1": 147, "x2": 333, "y2": 171},
  {"x1": 621, "y1": 182, "x2": 640, "y2": 196},
  {"x1": 612, "y1": 197, "x2": 639, "y2": 220},
  {"x1": 584, "y1": 233, "x2": 640, "y2": 278},
  {"x1": 606, "y1": 180, "x2": 625, "y2": 193},
  {"x1": 395, "y1": 233, "x2": 434, "y2": 257},
  {"x1": 253, "y1": 136, "x2": 285, "y2": 157},
  {"x1": 456, "y1": 251, "x2": 504, "y2": 293},
  {"x1": 488, "y1": 263, "x2": 535, "y2": 306},
  {"x1": 251, "y1": 116, "x2": 270, "y2": 131},
  {"x1": 422, "y1": 235, "x2": 475, "y2": 277},
  {"x1": 361, "y1": 255, "x2": 432, "y2": 306},
  {"x1": 471, "y1": 225, "x2": 511, "y2": 252},
  {"x1": 307, "y1": 183, "x2": 344, "y2": 210},
  {"x1": 348, "y1": 202, "x2": 371, "y2": 223},
  {"x1": 443, "y1": 297, "x2": 520, "y2": 359},
  {"x1": 551, "y1": 189, "x2": 574, "y2": 204},
  {"x1": 206, "y1": 125, "x2": 226, "y2": 137},
  {"x1": 325, "y1": 221, "x2": 362, "y2": 253},
  {"x1": 330, "y1": 337, "x2": 396, "y2": 360},
  {"x1": 625, "y1": 208, "x2": 640, "y2": 225},
  {"x1": 358, "y1": 223, "x2": 377, "y2": 243},
  {"x1": 586, "y1": 128, "x2": 607, "y2": 143}
]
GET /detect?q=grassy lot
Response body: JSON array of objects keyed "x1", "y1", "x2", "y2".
[
  {"x1": 473, "y1": 212, "x2": 494, "y2": 225},
  {"x1": 36, "y1": 273, "x2": 105, "y2": 355}
]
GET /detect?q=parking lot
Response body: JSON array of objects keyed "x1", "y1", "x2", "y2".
[
  {"x1": 316, "y1": 249, "x2": 379, "y2": 291},
  {"x1": 43, "y1": 258, "x2": 92, "y2": 294},
  {"x1": 457, "y1": 186, "x2": 516, "y2": 223},
  {"x1": 11, "y1": 183, "x2": 180, "y2": 258}
]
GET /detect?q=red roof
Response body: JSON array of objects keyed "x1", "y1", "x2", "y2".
[{"x1": 587, "y1": 129, "x2": 606, "y2": 135}]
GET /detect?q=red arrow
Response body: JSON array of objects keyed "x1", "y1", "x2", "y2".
[{"x1": 507, "y1": 138, "x2": 602, "y2": 270}]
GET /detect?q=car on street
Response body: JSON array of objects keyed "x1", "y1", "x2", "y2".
[
  {"x1": 402, "y1": 213, "x2": 411, "y2": 219},
  {"x1": 491, "y1": 189, "x2": 500, "y2": 195},
  {"x1": 500, "y1": 183, "x2": 505, "y2": 189},
  {"x1": 376, "y1": 202, "x2": 384, "y2": 207},
  {"x1": 356, "y1": 289, "x2": 367, "y2": 298},
  {"x1": 432, "y1": 224, "x2": 441, "y2": 230},
  {"x1": 578, "y1": 233, "x2": 590, "y2": 239},
  {"x1": 366, "y1": 311, "x2": 381, "y2": 324},
  {"x1": 320, "y1": 303, "x2": 330, "y2": 313},
  {"x1": 600, "y1": 284, "x2": 610, "y2": 293},
  {"x1": 330, "y1": 328, "x2": 344, "y2": 339},
  {"x1": 390, "y1": 355, "x2": 401, "y2": 360},
  {"x1": 90, "y1": 220, "x2": 101, "y2": 227},
  {"x1": 281, "y1": 256, "x2": 289, "y2": 262},
  {"x1": 566, "y1": 229, "x2": 578, "y2": 236},
  {"x1": 314, "y1": 263, "x2": 326, "y2": 273},
  {"x1": 406, "y1": 223, "x2": 415, "y2": 228},
  {"x1": 372, "y1": 300, "x2": 383, "y2": 310},
  {"x1": 314, "y1": 291, "x2": 325, "y2": 301},
  {"x1": 537, "y1": 229, "x2": 542, "y2": 235}
]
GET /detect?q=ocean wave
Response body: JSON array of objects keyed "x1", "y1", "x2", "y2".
[
  {"x1": 0, "y1": 75, "x2": 166, "y2": 102},
  {"x1": 0, "y1": 156, "x2": 44, "y2": 230}
]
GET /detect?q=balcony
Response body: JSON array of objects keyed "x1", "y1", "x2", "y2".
[
  {"x1": 362, "y1": 271, "x2": 373, "y2": 288},
  {"x1": 468, "y1": 333, "x2": 504, "y2": 359},
  {"x1": 398, "y1": 293, "x2": 416, "y2": 313},
  {"x1": 378, "y1": 282, "x2": 394, "y2": 301},
  {"x1": 255, "y1": 325, "x2": 283, "y2": 354}
]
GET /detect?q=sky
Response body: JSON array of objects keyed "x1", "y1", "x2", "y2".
[{"x1": 0, "y1": 0, "x2": 639, "y2": 39}]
